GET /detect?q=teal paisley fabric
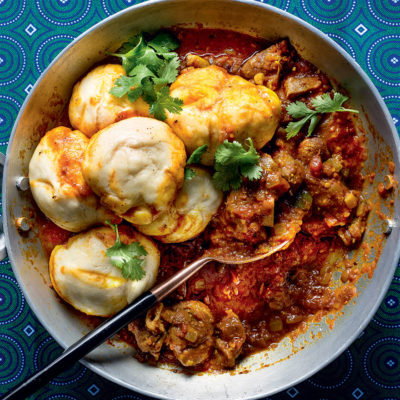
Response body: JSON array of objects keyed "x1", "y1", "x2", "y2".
[{"x1": 0, "y1": 1, "x2": 399, "y2": 399}]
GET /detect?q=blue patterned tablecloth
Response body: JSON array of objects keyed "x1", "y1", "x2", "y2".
[{"x1": 0, "y1": 1, "x2": 399, "y2": 399}]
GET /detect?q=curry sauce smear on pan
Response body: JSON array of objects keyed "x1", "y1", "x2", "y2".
[{"x1": 36, "y1": 27, "x2": 379, "y2": 372}]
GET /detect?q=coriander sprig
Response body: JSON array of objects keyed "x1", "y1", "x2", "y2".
[
  {"x1": 213, "y1": 139, "x2": 262, "y2": 191},
  {"x1": 285, "y1": 92, "x2": 358, "y2": 139},
  {"x1": 185, "y1": 139, "x2": 262, "y2": 190},
  {"x1": 105, "y1": 221, "x2": 148, "y2": 281},
  {"x1": 110, "y1": 32, "x2": 183, "y2": 121},
  {"x1": 185, "y1": 138, "x2": 262, "y2": 191}
]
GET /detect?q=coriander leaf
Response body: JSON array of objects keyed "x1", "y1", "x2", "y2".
[
  {"x1": 214, "y1": 139, "x2": 260, "y2": 168},
  {"x1": 312, "y1": 92, "x2": 359, "y2": 114},
  {"x1": 154, "y1": 56, "x2": 180, "y2": 84},
  {"x1": 161, "y1": 51, "x2": 181, "y2": 60},
  {"x1": 184, "y1": 144, "x2": 208, "y2": 180},
  {"x1": 184, "y1": 167, "x2": 196, "y2": 180},
  {"x1": 237, "y1": 138, "x2": 262, "y2": 180},
  {"x1": 129, "y1": 63, "x2": 156, "y2": 83},
  {"x1": 127, "y1": 86, "x2": 143, "y2": 102},
  {"x1": 148, "y1": 32, "x2": 180, "y2": 53},
  {"x1": 117, "y1": 34, "x2": 142, "y2": 54},
  {"x1": 105, "y1": 222, "x2": 148, "y2": 281},
  {"x1": 213, "y1": 170, "x2": 241, "y2": 191},
  {"x1": 111, "y1": 34, "x2": 147, "y2": 74},
  {"x1": 138, "y1": 47, "x2": 164, "y2": 74},
  {"x1": 241, "y1": 163, "x2": 263, "y2": 180},
  {"x1": 286, "y1": 101, "x2": 314, "y2": 119},
  {"x1": 214, "y1": 141, "x2": 246, "y2": 165},
  {"x1": 109, "y1": 67, "x2": 150, "y2": 99},
  {"x1": 149, "y1": 85, "x2": 183, "y2": 120},
  {"x1": 112, "y1": 35, "x2": 162, "y2": 76},
  {"x1": 240, "y1": 138, "x2": 260, "y2": 167},
  {"x1": 141, "y1": 78, "x2": 157, "y2": 103},
  {"x1": 311, "y1": 92, "x2": 344, "y2": 113},
  {"x1": 308, "y1": 114, "x2": 320, "y2": 136},
  {"x1": 109, "y1": 76, "x2": 137, "y2": 97},
  {"x1": 187, "y1": 144, "x2": 208, "y2": 165},
  {"x1": 212, "y1": 139, "x2": 262, "y2": 191},
  {"x1": 286, "y1": 114, "x2": 314, "y2": 139}
]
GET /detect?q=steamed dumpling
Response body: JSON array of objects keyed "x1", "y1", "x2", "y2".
[
  {"x1": 49, "y1": 226, "x2": 160, "y2": 317},
  {"x1": 136, "y1": 168, "x2": 223, "y2": 243},
  {"x1": 69, "y1": 64, "x2": 149, "y2": 137},
  {"x1": 29, "y1": 126, "x2": 115, "y2": 232},
  {"x1": 167, "y1": 65, "x2": 281, "y2": 165},
  {"x1": 82, "y1": 117, "x2": 186, "y2": 225}
]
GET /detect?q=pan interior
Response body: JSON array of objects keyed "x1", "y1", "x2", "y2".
[{"x1": 4, "y1": 1, "x2": 399, "y2": 399}]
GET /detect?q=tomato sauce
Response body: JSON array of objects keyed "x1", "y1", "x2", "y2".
[
  {"x1": 175, "y1": 28, "x2": 266, "y2": 74},
  {"x1": 37, "y1": 213, "x2": 72, "y2": 257},
  {"x1": 176, "y1": 27, "x2": 265, "y2": 57}
]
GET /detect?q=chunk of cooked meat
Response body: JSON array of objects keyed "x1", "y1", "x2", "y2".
[
  {"x1": 317, "y1": 113, "x2": 366, "y2": 178},
  {"x1": 297, "y1": 137, "x2": 328, "y2": 163},
  {"x1": 260, "y1": 153, "x2": 292, "y2": 195},
  {"x1": 162, "y1": 301, "x2": 214, "y2": 367},
  {"x1": 244, "y1": 320, "x2": 273, "y2": 349},
  {"x1": 241, "y1": 40, "x2": 292, "y2": 90},
  {"x1": 273, "y1": 149, "x2": 305, "y2": 192},
  {"x1": 305, "y1": 173, "x2": 353, "y2": 226},
  {"x1": 301, "y1": 216, "x2": 336, "y2": 239},
  {"x1": 146, "y1": 303, "x2": 166, "y2": 334},
  {"x1": 214, "y1": 310, "x2": 246, "y2": 368},
  {"x1": 128, "y1": 303, "x2": 166, "y2": 360},
  {"x1": 279, "y1": 59, "x2": 331, "y2": 118},
  {"x1": 322, "y1": 154, "x2": 343, "y2": 177},
  {"x1": 210, "y1": 153, "x2": 290, "y2": 245},
  {"x1": 283, "y1": 76, "x2": 322, "y2": 99},
  {"x1": 260, "y1": 189, "x2": 313, "y2": 252},
  {"x1": 129, "y1": 325, "x2": 164, "y2": 360}
]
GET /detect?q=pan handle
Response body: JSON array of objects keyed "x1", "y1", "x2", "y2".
[{"x1": 0, "y1": 152, "x2": 8, "y2": 261}]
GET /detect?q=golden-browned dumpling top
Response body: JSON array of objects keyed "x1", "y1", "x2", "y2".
[
  {"x1": 29, "y1": 126, "x2": 115, "y2": 232},
  {"x1": 68, "y1": 64, "x2": 149, "y2": 137},
  {"x1": 167, "y1": 65, "x2": 281, "y2": 165},
  {"x1": 50, "y1": 226, "x2": 160, "y2": 317},
  {"x1": 136, "y1": 167, "x2": 223, "y2": 243},
  {"x1": 83, "y1": 117, "x2": 186, "y2": 225}
]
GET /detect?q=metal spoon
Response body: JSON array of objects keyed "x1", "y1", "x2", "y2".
[{"x1": 2, "y1": 238, "x2": 292, "y2": 400}]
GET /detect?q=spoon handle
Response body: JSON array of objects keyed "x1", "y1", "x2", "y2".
[
  {"x1": 2, "y1": 290, "x2": 157, "y2": 400},
  {"x1": 2, "y1": 256, "x2": 212, "y2": 400}
]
